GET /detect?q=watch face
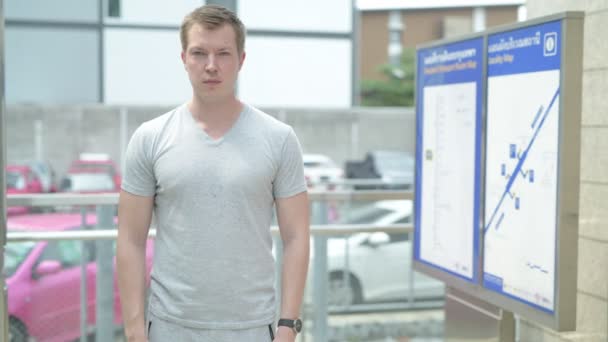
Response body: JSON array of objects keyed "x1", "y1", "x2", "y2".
[{"x1": 294, "y1": 319, "x2": 303, "y2": 333}]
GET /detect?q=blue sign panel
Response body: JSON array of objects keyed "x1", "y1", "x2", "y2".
[
  {"x1": 414, "y1": 37, "x2": 483, "y2": 283},
  {"x1": 483, "y1": 20, "x2": 563, "y2": 314}
]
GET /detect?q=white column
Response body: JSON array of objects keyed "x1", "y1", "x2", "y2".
[
  {"x1": 388, "y1": 10, "x2": 404, "y2": 67},
  {"x1": 473, "y1": 7, "x2": 486, "y2": 32}
]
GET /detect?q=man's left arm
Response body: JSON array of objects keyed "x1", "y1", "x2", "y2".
[{"x1": 275, "y1": 191, "x2": 310, "y2": 341}]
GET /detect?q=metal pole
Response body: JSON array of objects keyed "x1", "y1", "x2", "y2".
[
  {"x1": 80, "y1": 207, "x2": 88, "y2": 342},
  {"x1": 96, "y1": 205, "x2": 115, "y2": 341},
  {"x1": 0, "y1": 0, "x2": 9, "y2": 340},
  {"x1": 34, "y1": 120, "x2": 43, "y2": 161},
  {"x1": 407, "y1": 229, "x2": 415, "y2": 307},
  {"x1": 312, "y1": 201, "x2": 328, "y2": 340},
  {"x1": 120, "y1": 107, "x2": 128, "y2": 171}
]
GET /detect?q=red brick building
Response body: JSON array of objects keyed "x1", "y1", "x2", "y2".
[{"x1": 358, "y1": 0, "x2": 525, "y2": 80}]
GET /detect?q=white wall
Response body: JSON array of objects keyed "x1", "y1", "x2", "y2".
[
  {"x1": 103, "y1": 28, "x2": 191, "y2": 105},
  {"x1": 239, "y1": 0, "x2": 352, "y2": 32},
  {"x1": 238, "y1": 37, "x2": 352, "y2": 108}
]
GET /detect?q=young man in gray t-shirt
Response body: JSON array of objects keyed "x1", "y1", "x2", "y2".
[{"x1": 116, "y1": 5, "x2": 310, "y2": 342}]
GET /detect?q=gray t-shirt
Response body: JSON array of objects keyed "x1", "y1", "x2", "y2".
[{"x1": 121, "y1": 103, "x2": 306, "y2": 329}]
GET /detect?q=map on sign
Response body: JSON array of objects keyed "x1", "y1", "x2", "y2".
[
  {"x1": 414, "y1": 38, "x2": 483, "y2": 282},
  {"x1": 483, "y1": 21, "x2": 562, "y2": 313}
]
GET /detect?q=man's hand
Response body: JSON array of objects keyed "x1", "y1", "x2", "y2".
[
  {"x1": 273, "y1": 326, "x2": 296, "y2": 342},
  {"x1": 125, "y1": 333, "x2": 148, "y2": 342}
]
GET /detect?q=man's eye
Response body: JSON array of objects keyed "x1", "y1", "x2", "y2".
[{"x1": 219, "y1": 51, "x2": 230, "y2": 56}]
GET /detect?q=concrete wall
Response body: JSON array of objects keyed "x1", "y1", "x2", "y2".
[
  {"x1": 5, "y1": 105, "x2": 415, "y2": 181},
  {"x1": 520, "y1": 1, "x2": 608, "y2": 341}
]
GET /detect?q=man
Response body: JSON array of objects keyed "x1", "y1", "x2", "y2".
[{"x1": 116, "y1": 5, "x2": 310, "y2": 342}]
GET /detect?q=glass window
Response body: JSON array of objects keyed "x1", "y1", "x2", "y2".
[
  {"x1": 108, "y1": 0, "x2": 120, "y2": 17},
  {"x1": 6, "y1": 0, "x2": 99, "y2": 23},
  {"x1": 6, "y1": 27, "x2": 100, "y2": 104}
]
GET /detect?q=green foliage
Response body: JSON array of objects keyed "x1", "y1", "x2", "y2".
[{"x1": 360, "y1": 48, "x2": 416, "y2": 107}]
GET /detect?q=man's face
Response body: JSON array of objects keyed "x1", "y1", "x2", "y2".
[{"x1": 181, "y1": 23, "x2": 245, "y2": 102}]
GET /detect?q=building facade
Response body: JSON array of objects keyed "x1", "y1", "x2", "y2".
[
  {"x1": 358, "y1": 0, "x2": 524, "y2": 81},
  {"x1": 5, "y1": 0, "x2": 355, "y2": 108}
]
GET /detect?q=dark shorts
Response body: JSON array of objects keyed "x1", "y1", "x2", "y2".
[{"x1": 147, "y1": 312, "x2": 275, "y2": 342}]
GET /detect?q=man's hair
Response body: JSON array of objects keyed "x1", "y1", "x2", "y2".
[{"x1": 180, "y1": 5, "x2": 246, "y2": 54}]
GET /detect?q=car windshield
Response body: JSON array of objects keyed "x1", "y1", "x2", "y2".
[
  {"x1": 6, "y1": 171, "x2": 25, "y2": 190},
  {"x1": 72, "y1": 163, "x2": 114, "y2": 175},
  {"x1": 63, "y1": 173, "x2": 115, "y2": 192},
  {"x1": 304, "y1": 161, "x2": 323, "y2": 168},
  {"x1": 4, "y1": 241, "x2": 36, "y2": 277},
  {"x1": 373, "y1": 152, "x2": 414, "y2": 173}
]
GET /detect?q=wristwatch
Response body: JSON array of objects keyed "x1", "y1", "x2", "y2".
[{"x1": 277, "y1": 318, "x2": 303, "y2": 334}]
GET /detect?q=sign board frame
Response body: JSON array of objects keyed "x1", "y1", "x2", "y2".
[{"x1": 413, "y1": 12, "x2": 583, "y2": 331}]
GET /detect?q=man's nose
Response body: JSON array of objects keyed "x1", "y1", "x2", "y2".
[{"x1": 205, "y1": 55, "x2": 217, "y2": 72}]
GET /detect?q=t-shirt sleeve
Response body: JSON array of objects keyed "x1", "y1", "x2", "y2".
[
  {"x1": 121, "y1": 125, "x2": 156, "y2": 197},
  {"x1": 273, "y1": 128, "x2": 307, "y2": 199}
]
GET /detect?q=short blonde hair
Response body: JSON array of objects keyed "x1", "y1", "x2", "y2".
[{"x1": 180, "y1": 5, "x2": 246, "y2": 54}]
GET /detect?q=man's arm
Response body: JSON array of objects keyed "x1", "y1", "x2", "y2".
[
  {"x1": 117, "y1": 190, "x2": 154, "y2": 342},
  {"x1": 275, "y1": 191, "x2": 310, "y2": 341}
]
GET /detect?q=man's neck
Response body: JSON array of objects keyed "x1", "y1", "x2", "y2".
[{"x1": 188, "y1": 95, "x2": 242, "y2": 126}]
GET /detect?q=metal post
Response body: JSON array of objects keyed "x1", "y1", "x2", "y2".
[
  {"x1": 407, "y1": 233, "x2": 415, "y2": 307},
  {"x1": 96, "y1": 205, "x2": 115, "y2": 341},
  {"x1": 312, "y1": 201, "x2": 329, "y2": 340},
  {"x1": 119, "y1": 107, "x2": 128, "y2": 171},
  {"x1": 343, "y1": 236, "x2": 351, "y2": 310},
  {"x1": 445, "y1": 287, "x2": 515, "y2": 342},
  {"x1": 80, "y1": 208, "x2": 88, "y2": 342},
  {"x1": 0, "y1": 0, "x2": 9, "y2": 340},
  {"x1": 34, "y1": 120, "x2": 43, "y2": 161}
]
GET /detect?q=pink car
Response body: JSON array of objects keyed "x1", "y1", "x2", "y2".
[
  {"x1": 6, "y1": 165, "x2": 45, "y2": 216},
  {"x1": 5, "y1": 213, "x2": 154, "y2": 342}
]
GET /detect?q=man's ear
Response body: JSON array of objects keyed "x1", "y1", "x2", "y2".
[
  {"x1": 181, "y1": 50, "x2": 187, "y2": 68},
  {"x1": 239, "y1": 51, "x2": 246, "y2": 70}
]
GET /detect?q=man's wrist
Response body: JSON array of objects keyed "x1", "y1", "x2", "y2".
[{"x1": 276, "y1": 325, "x2": 296, "y2": 338}]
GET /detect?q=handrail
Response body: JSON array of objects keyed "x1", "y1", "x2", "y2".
[
  {"x1": 6, "y1": 224, "x2": 413, "y2": 242},
  {"x1": 6, "y1": 189, "x2": 413, "y2": 207}
]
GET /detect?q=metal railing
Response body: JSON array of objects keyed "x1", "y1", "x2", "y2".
[{"x1": 5, "y1": 188, "x2": 442, "y2": 341}]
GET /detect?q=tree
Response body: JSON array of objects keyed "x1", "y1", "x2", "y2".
[{"x1": 360, "y1": 48, "x2": 415, "y2": 107}]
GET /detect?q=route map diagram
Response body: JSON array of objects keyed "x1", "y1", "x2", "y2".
[{"x1": 483, "y1": 70, "x2": 560, "y2": 312}]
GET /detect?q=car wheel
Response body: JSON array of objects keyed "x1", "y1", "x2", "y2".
[
  {"x1": 9, "y1": 317, "x2": 28, "y2": 342},
  {"x1": 328, "y1": 272, "x2": 363, "y2": 306}
]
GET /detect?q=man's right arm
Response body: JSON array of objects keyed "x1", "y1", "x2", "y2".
[{"x1": 117, "y1": 190, "x2": 154, "y2": 342}]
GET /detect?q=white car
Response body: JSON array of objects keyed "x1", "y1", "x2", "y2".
[
  {"x1": 303, "y1": 154, "x2": 344, "y2": 190},
  {"x1": 311, "y1": 200, "x2": 445, "y2": 306}
]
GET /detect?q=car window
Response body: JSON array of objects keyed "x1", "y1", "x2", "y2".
[
  {"x1": 73, "y1": 163, "x2": 115, "y2": 176},
  {"x1": 4, "y1": 242, "x2": 36, "y2": 277},
  {"x1": 303, "y1": 161, "x2": 322, "y2": 168},
  {"x1": 346, "y1": 207, "x2": 393, "y2": 224},
  {"x1": 389, "y1": 233, "x2": 409, "y2": 243},
  {"x1": 7, "y1": 171, "x2": 25, "y2": 190},
  {"x1": 39, "y1": 240, "x2": 83, "y2": 268},
  {"x1": 396, "y1": 216, "x2": 411, "y2": 224},
  {"x1": 62, "y1": 173, "x2": 115, "y2": 192}
]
